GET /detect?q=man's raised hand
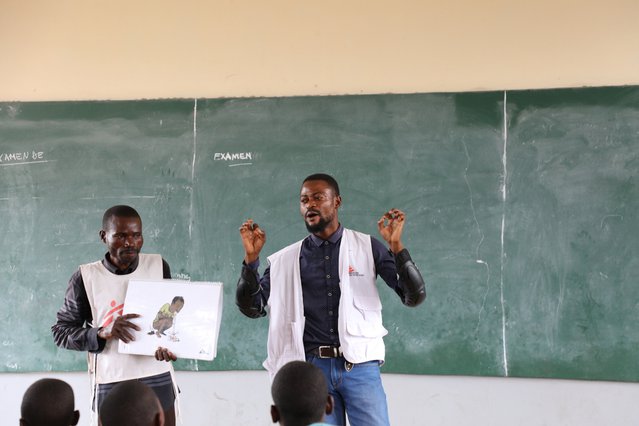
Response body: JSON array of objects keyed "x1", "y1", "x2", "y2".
[
  {"x1": 239, "y1": 219, "x2": 266, "y2": 264},
  {"x1": 377, "y1": 208, "x2": 406, "y2": 254}
]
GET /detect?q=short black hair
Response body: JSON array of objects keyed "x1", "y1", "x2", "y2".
[
  {"x1": 102, "y1": 205, "x2": 141, "y2": 230},
  {"x1": 302, "y1": 173, "x2": 340, "y2": 196},
  {"x1": 99, "y1": 380, "x2": 162, "y2": 426},
  {"x1": 21, "y1": 378, "x2": 76, "y2": 426},
  {"x1": 172, "y1": 296, "x2": 184, "y2": 304},
  {"x1": 271, "y1": 361, "x2": 328, "y2": 426}
]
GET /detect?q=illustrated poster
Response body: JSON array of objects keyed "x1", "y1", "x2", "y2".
[{"x1": 118, "y1": 280, "x2": 223, "y2": 361}]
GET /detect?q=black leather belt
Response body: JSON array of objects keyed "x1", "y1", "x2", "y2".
[{"x1": 309, "y1": 345, "x2": 342, "y2": 358}]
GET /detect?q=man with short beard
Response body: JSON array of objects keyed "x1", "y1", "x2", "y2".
[{"x1": 237, "y1": 173, "x2": 426, "y2": 426}]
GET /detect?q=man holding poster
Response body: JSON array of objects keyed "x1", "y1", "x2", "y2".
[{"x1": 52, "y1": 205, "x2": 178, "y2": 426}]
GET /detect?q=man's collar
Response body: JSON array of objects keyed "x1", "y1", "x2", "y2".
[
  {"x1": 308, "y1": 224, "x2": 343, "y2": 247},
  {"x1": 102, "y1": 253, "x2": 139, "y2": 275}
]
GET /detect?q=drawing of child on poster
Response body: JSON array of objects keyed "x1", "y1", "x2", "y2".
[{"x1": 148, "y1": 296, "x2": 185, "y2": 341}]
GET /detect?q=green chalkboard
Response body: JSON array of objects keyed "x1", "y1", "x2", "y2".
[
  {"x1": 504, "y1": 88, "x2": 639, "y2": 380},
  {"x1": 1, "y1": 87, "x2": 637, "y2": 382}
]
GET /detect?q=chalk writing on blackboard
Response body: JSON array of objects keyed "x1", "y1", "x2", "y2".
[
  {"x1": 213, "y1": 152, "x2": 253, "y2": 161},
  {"x1": 212, "y1": 152, "x2": 254, "y2": 168},
  {"x1": 0, "y1": 150, "x2": 47, "y2": 166}
]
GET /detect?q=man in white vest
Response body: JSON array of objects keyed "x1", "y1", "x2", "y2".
[
  {"x1": 52, "y1": 205, "x2": 178, "y2": 426},
  {"x1": 237, "y1": 174, "x2": 426, "y2": 426}
]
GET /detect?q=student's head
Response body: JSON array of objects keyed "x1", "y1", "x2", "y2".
[
  {"x1": 170, "y1": 296, "x2": 185, "y2": 313},
  {"x1": 20, "y1": 378, "x2": 79, "y2": 426},
  {"x1": 300, "y1": 173, "x2": 342, "y2": 236},
  {"x1": 99, "y1": 205, "x2": 143, "y2": 270},
  {"x1": 99, "y1": 380, "x2": 164, "y2": 426},
  {"x1": 271, "y1": 361, "x2": 333, "y2": 426}
]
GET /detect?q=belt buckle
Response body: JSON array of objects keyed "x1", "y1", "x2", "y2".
[{"x1": 318, "y1": 345, "x2": 338, "y2": 358}]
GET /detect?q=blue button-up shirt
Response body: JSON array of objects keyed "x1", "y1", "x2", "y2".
[{"x1": 245, "y1": 225, "x2": 412, "y2": 352}]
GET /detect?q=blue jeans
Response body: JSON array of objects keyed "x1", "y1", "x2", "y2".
[{"x1": 306, "y1": 355, "x2": 390, "y2": 426}]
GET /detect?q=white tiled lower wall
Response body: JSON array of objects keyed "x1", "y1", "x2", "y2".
[{"x1": 4, "y1": 370, "x2": 638, "y2": 425}]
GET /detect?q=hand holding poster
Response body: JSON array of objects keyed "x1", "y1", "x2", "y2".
[{"x1": 118, "y1": 280, "x2": 223, "y2": 361}]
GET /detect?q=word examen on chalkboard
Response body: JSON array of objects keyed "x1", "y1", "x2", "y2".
[{"x1": 1, "y1": 87, "x2": 638, "y2": 382}]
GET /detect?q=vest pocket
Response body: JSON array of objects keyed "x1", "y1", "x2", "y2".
[
  {"x1": 347, "y1": 296, "x2": 386, "y2": 338},
  {"x1": 346, "y1": 318, "x2": 387, "y2": 338},
  {"x1": 353, "y1": 294, "x2": 382, "y2": 311},
  {"x1": 352, "y1": 294, "x2": 383, "y2": 322}
]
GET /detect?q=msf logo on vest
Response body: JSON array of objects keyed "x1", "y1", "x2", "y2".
[
  {"x1": 101, "y1": 300, "x2": 124, "y2": 328},
  {"x1": 348, "y1": 265, "x2": 365, "y2": 277}
]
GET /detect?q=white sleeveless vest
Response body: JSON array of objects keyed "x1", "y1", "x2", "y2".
[
  {"x1": 81, "y1": 253, "x2": 173, "y2": 384},
  {"x1": 264, "y1": 229, "x2": 388, "y2": 379}
]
